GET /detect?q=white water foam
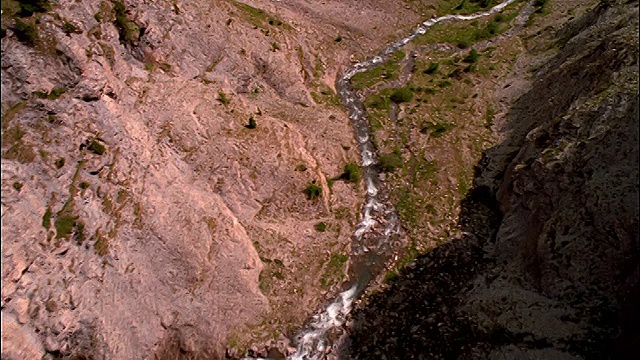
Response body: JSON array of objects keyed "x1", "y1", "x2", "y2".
[{"x1": 267, "y1": 2, "x2": 523, "y2": 359}]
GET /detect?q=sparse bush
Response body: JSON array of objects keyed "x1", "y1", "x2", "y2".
[
  {"x1": 55, "y1": 157, "x2": 66, "y2": 169},
  {"x1": 304, "y1": 182, "x2": 322, "y2": 200},
  {"x1": 423, "y1": 62, "x2": 439, "y2": 74},
  {"x1": 339, "y1": 163, "x2": 361, "y2": 183},
  {"x1": 379, "y1": 150, "x2": 403, "y2": 172},
  {"x1": 389, "y1": 87, "x2": 414, "y2": 103},
  {"x1": 271, "y1": 41, "x2": 280, "y2": 51},
  {"x1": 55, "y1": 214, "x2": 78, "y2": 239},
  {"x1": 12, "y1": 19, "x2": 38, "y2": 46},
  {"x1": 42, "y1": 208, "x2": 52, "y2": 229},
  {"x1": 62, "y1": 21, "x2": 82, "y2": 35},
  {"x1": 113, "y1": 1, "x2": 140, "y2": 44},
  {"x1": 88, "y1": 140, "x2": 106, "y2": 155},
  {"x1": 463, "y1": 49, "x2": 480, "y2": 63},
  {"x1": 335, "y1": 35, "x2": 343, "y2": 42},
  {"x1": 314, "y1": 222, "x2": 327, "y2": 232},
  {"x1": 12, "y1": 182, "x2": 23, "y2": 191},
  {"x1": 217, "y1": 91, "x2": 230, "y2": 105}
]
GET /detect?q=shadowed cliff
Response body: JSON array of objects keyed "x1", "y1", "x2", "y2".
[{"x1": 343, "y1": 1, "x2": 639, "y2": 359}]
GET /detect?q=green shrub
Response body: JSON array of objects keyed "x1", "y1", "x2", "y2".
[
  {"x1": 62, "y1": 21, "x2": 81, "y2": 35},
  {"x1": 55, "y1": 157, "x2": 66, "y2": 169},
  {"x1": 218, "y1": 91, "x2": 230, "y2": 105},
  {"x1": 364, "y1": 94, "x2": 389, "y2": 110},
  {"x1": 55, "y1": 214, "x2": 78, "y2": 239},
  {"x1": 271, "y1": 42, "x2": 280, "y2": 51},
  {"x1": 113, "y1": 1, "x2": 140, "y2": 44},
  {"x1": 88, "y1": 140, "x2": 105, "y2": 155},
  {"x1": 335, "y1": 35, "x2": 343, "y2": 42},
  {"x1": 12, "y1": 19, "x2": 38, "y2": 46},
  {"x1": 463, "y1": 49, "x2": 480, "y2": 63},
  {"x1": 42, "y1": 208, "x2": 52, "y2": 229},
  {"x1": 314, "y1": 222, "x2": 327, "y2": 232},
  {"x1": 379, "y1": 150, "x2": 403, "y2": 172},
  {"x1": 389, "y1": 87, "x2": 414, "y2": 103},
  {"x1": 12, "y1": 182, "x2": 23, "y2": 191},
  {"x1": 304, "y1": 183, "x2": 322, "y2": 200},
  {"x1": 339, "y1": 163, "x2": 360, "y2": 183},
  {"x1": 94, "y1": 234, "x2": 109, "y2": 256},
  {"x1": 423, "y1": 62, "x2": 439, "y2": 74}
]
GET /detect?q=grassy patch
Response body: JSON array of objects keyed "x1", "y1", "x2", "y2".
[
  {"x1": 390, "y1": 87, "x2": 414, "y2": 103},
  {"x1": 87, "y1": 140, "x2": 106, "y2": 155},
  {"x1": 12, "y1": 18, "x2": 38, "y2": 46},
  {"x1": 415, "y1": 2, "x2": 522, "y2": 48},
  {"x1": 42, "y1": 207, "x2": 52, "y2": 229},
  {"x1": 93, "y1": 231, "x2": 109, "y2": 256},
  {"x1": 1, "y1": 125, "x2": 36, "y2": 163},
  {"x1": 54, "y1": 213, "x2": 78, "y2": 239},
  {"x1": 228, "y1": 0, "x2": 290, "y2": 30},
  {"x1": 420, "y1": 121, "x2": 453, "y2": 138},
  {"x1": 351, "y1": 50, "x2": 405, "y2": 90}
]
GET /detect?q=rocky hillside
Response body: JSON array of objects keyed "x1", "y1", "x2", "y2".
[
  {"x1": 2, "y1": 0, "x2": 638, "y2": 359},
  {"x1": 344, "y1": 0, "x2": 639, "y2": 359},
  {"x1": 0, "y1": 0, "x2": 421, "y2": 358}
]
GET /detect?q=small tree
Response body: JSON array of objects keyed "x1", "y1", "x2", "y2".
[{"x1": 304, "y1": 182, "x2": 322, "y2": 200}]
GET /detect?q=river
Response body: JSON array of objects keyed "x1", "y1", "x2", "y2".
[{"x1": 244, "y1": 1, "x2": 521, "y2": 359}]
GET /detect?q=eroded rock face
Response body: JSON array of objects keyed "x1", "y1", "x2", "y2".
[
  {"x1": 345, "y1": 1, "x2": 638, "y2": 359},
  {"x1": 1, "y1": 0, "x2": 420, "y2": 358}
]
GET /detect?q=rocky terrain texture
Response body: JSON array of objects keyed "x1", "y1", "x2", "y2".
[
  {"x1": 344, "y1": 0, "x2": 639, "y2": 359},
  {"x1": 2, "y1": 0, "x2": 638, "y2": 359},
  {"x1": 1, "y1": 0, "x2": 423, "y2": 358}
]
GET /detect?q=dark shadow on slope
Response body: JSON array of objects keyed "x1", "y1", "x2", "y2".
[{"x1": 342, "y1": 1, "x2": 639, "y2": 359}]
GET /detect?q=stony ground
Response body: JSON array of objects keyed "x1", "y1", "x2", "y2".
[{"x1": 0, "y1": 0, "x2": 422, "y2": 358}]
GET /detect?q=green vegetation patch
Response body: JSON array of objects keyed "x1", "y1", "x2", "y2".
[
  {"x1": 88, "y1": 140, "x2": 106, "y2": 155},
  {"x1": 42, "y1": 207, "x2": 52, "y2": 229},
  {"x1": 379, "y1": 149, "x2": 403, "y2": 172},
  {"x1": 420, "y1": 121, "x2": 453, "y2": 137},
  {"x1": 227, "y1": 0, "x2": 290, "y2": 30},
  {"x1": 12, "y1": 18, "x2": 39, "y2": 46},
  {"x1": 415, "y1": 2, "x2": 522, "y2": 48},
  {"x1": 351, "y1": 50, "x2": 405, "y2": 90},
  {"x1": 1, "y1": 125, "x2": 36, "y2": 163},
  {"x1": 338, "y1": 163, "x2": 361, "y2": 183},
  {"x1": 33, "y1": 87, "x2": 68, "y2": 100},
  {"x1": 314, "y1": 222, "x2": 327, "y2": 232},
  {"x1": 303, "y1": 183, "x2": 322, "y2": 200},
  {"x1": 390, "y1": 87, "x2": 414, "y2": 103},
  {"x1": 94, "y1": 232, "x2": 109, "y2": 256},
  {"x1": 217, "y1": 90, "x2": 230, "y2": 105},
  {"x1": 113, "y1": 1, "x2": 140, "y2": 44}
]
